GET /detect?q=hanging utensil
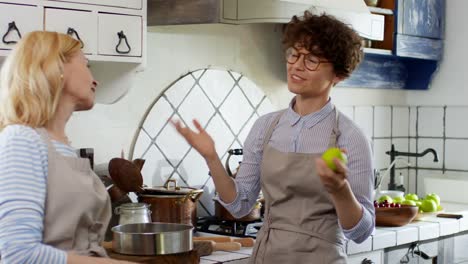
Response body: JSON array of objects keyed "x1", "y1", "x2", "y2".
[{"x1": 108, "y1": 158, "x2": 144, "y2": 193}]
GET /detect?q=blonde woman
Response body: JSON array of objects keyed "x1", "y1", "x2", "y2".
[{"x1": 0, "y1": 31, "x2": 133, "y2": 264}]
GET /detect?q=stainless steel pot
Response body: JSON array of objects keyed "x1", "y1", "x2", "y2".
[{"x1": 111, "y1": 222, "x2": 193, "y2": 255}]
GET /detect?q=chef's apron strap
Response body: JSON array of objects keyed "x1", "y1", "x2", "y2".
[
  {"x1": 328, "y1": 107, "x2": 341, "y2": 148},
  {"x1": 262, "y1": 110, "x2": 286, "y2": 149}
]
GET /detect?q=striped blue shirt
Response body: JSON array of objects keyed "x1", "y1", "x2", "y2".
[
  {"x1": 0, "y1": 125, "x2": 76, "y2": 264},
  {"x1": 219, "y1": 99, "x2": 375, "y2": 243}
]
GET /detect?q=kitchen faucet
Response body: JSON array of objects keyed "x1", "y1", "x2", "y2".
[
  {"x1": 385, "y1": 144, "x2": 439, "y2": 191},
  {"x1": 374, "y1": 157, "x2": 411, "y2": 191}
]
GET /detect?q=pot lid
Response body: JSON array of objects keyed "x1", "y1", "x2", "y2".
[{"x1": 142, "y1": 179, "x2": 201, "y2": 195}]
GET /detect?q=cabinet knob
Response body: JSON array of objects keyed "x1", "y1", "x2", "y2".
[
  {"x1": 115, "y1": 30, "x2": 131, "y2": 54},
  {"x1": 67, "y1": 27, "x2": 84, "y2": 49},
  {"x1": 2, "y1": 21, "x2": 22, "y2": 45}
]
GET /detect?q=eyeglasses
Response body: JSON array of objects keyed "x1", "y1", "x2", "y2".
[{"x1": 285, "y1": 47, "x2": 332, "y2": 71}]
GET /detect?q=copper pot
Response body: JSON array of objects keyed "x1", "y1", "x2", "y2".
[{"x1": 138, "y1": 179, "x2": 203, "y2": 227}]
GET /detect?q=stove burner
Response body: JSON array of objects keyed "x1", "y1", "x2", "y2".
[{"x1": 196, "y1": 216, "x2": 263, "y2": 238}]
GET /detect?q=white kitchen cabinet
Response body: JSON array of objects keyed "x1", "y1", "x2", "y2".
[
  {"x1": 221, "y1": 0, "x2": 384, "y2": 40},
  {"x1": 348, "y1": 250, "x2": 384, "y2": 264},
  {"x1": 44, "y1": 8, "x2": 97, "y2": 55},
  {"x1": 46, "y1": 0, "x2": 143, "y2": 10},
  {"x1": 0, "y1": 3, "x2": 42, "y2": 51},
  {"x1": 0, "y1": 0, "x2": 147, "y2": 104},
  {"x1": 98, "y1": 13, "x2": 142, "y2": 57}
]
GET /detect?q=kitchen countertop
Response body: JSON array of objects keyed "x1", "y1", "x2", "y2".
[{"x1": 198, "y1": 202, "x2": 468, "y2": 263}]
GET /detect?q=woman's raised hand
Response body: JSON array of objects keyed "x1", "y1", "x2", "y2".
[{"x1": 172, "y1": 119, "x2": 218, "y2": 161}]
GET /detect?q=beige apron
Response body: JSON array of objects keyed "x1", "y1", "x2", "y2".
[
  {"x1": 37, "y1": 128, "x2": 111, "y2": 257},
  {"x1": 249, "y1": 109, "x2": 347, "y2": 264}
]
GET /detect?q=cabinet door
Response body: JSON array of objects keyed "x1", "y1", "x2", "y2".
[
  {"x1": 0, "y1": 3, "x2": 42, "y2": 50},
  {"x1": 348, "y1": 250, "x2": 384, "y2": 264},
  {"x1": 98, "y1": 13, "x2": 142, "y2": 57},
  {"x1": 44, "y1": 8, "x2": 97, "y2": 55},
  {"x1": 46, "y1": 0, "x2": 142, "y2": 10},
  {"x1": 398, "y1": 0, "x2": 445, "y2": 39}
]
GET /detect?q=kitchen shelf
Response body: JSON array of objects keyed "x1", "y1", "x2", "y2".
[
  {"x1": 368, "y1": 6, "x2": 393, "y2": 15},
  {"x1": 364, "y1": 48, "x2": 392, "y2": 56}
]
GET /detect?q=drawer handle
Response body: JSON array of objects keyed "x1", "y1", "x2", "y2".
[
  {"x1": 115, "y1": 30, "x2": 131, "y2": 54},
  {"x1": 67, "y1": 27, "x2": 84, "y2": 49},
  {"x1": 2, "y1": 21, "x2": 22, "y2": 45},
  {"x1": 361, "y1": 258, "x2": 374, "y2": 264}
]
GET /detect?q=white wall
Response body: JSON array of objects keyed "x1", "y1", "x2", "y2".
[
  {"x1": 406, "y1": 0, "x2": 468, "y2": 106},
  {"x1": 67, "y1": 23, "x2": 409, "y2": 164}
]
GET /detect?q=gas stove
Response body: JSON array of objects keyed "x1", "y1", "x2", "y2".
[{"x1": 196, "y1": 217, "x2": 263, "y2": 238}]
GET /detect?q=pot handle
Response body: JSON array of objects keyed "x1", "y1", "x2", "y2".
[
  {"x1": 177, "y1": 189, "x2": 204, "y2": 204},
  {"x1": 163, "y1": 178, "x2": 180, "y2": 190}
]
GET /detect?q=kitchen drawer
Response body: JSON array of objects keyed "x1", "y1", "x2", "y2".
[
  {"x1": 46, "y1": 0, "x2": 143, "y2": 10},
  {"x1": 98, "y1": 13, "x2": 142, "y2": 57},
  {"x1": 348, "y1": 250, "x2": 384, "y2": 264},
  {"x1": 0, "y1": 3, "x2": 42, "y2": 50},
  {"x1": 44, "y1": 8, "x2": 97, "y2": 55}
]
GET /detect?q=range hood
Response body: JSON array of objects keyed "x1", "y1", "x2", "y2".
[{"x1": 148, "y1": 0, "x2": 384, "y2": 40}]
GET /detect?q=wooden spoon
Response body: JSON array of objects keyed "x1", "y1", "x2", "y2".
[
  {"x1": 108, "y1": 158, "x2": 143, "y2": 193},
  {"x1": 132, "y1": 158, "x2": 146, "y2": 172}
]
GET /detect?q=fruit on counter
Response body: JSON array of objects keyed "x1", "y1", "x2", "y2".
[
  {"x1": 401, "y1": 200, "x2": 417, "y2": 206},
  {"x1": 378, "y1": 195, "x2": 393, "y2": 204},
  {"x1": 392, "y1": 196, "x2": 405, "y2": 204},
  {"x1": 405, "y1": 193, "x2": 419, "y2": 201},
  {"x1": 321, "y1": 147, "x2": 348, "y2": 171},
  {"x1": 420, "y1": 199, "x2": 438, "y2": 212},
  {"x1": 425, "y1": 193, "x2": 441, "y2": 207}
]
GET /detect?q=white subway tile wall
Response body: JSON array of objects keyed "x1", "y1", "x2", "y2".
[{"x1": 337, "y1": 104, "x2": 468, "y2": 195}]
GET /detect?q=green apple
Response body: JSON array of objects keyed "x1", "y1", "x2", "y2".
[
  {"x1": 405, "y1": 193, "x2": 419, "y2": 201},
  {"x1": 322, "y1": 147, "x2": 348, "y2": 171},
  {"x1": 378, "y1": 195, "x2": 393, "y2": 203},
  {"x1": 420, "y1": 199, "x2": 437, "y2": 212},
  {"x1": 401, "y1": 200, "x2": 417, "y2": 206},
  {"x1": 425, "y1": 193, "x2": 441, "y2": 207},
  {"x1": 393, "y1": 196, "x2": 405, "y2": 204}
]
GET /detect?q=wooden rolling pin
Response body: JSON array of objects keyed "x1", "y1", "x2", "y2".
[
  {"x1": 193, "y1": 240, "x2": 242, "y2": 256},
  {"x1": 193, "y1": 236, "x2": 255, "y2": 247}
]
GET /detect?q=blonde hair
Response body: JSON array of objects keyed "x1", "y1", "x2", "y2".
[{"x1": 0, "y1": 31, "x2": 81, "y2": 129}]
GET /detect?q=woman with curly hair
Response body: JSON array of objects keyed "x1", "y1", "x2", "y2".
[{"x1": 174, "y1": 11, "x2": 374, "y2": 263}]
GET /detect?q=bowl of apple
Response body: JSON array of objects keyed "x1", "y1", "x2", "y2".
[{"x1": 374, "y1": 199, "x2": 419, "y2": 227}]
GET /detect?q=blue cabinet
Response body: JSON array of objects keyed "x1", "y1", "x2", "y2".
[{"x1": 340, "y1": 0, "x2": 445, "y2": 90}]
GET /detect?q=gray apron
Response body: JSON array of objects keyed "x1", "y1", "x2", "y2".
[
  {"x1": 37, "y1": 128, "x2": 111, "y2": 257},
  {"x1": 249, "y1": 109, "x2": 347, "y2": 264}
]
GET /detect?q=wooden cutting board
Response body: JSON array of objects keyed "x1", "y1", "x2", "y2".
[{"x1": 103, "y1": 241, "x2": 200, "y2": 264}]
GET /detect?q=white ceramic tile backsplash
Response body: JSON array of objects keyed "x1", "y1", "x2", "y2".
[
  {"x1": 373, "y1": 139, "x2": 391, "y2": 169},
  {"x1": 354, "y1": 106, "x2": 373, "y2": 140},
  {"x1": 445, "y1": 139, "x2": 468, "y2": 170},
  {"x1": 392, "y1": 107, "x2": 409, "y2": 137},
  {"x1": 374, "y1": 106, "x2": 391, "y2": 137},
  {"x1": 409, "y1": 107, "x2": 417, "y2": 137},
  {"x1": 446, "y1": 107, "x2": 468, "y2": 138},
  {"x1": 418, "y1": 107, "x2": 444, "y2": 137},
  {"x1": 219, "y1": 87, "x2": 255, "y2": 134},
  {"x1": 199, "y1": 70, "x2": 235, "y2": 107}
]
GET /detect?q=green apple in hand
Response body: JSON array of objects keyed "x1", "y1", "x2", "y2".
[
  {"x1": 425, "y1": 193, "x2": 441, "y2": 207},
  {"x1": 322, "y1": 147, "x2": 348, "y2": 171}
]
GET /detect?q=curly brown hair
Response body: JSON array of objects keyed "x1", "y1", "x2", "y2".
[{"x1": 282, "y1": 11, "x2": 363, "y2": 78}]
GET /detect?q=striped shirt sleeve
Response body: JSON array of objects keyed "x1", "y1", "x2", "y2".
[{"x1": 0, "y1": 125, "x2": 75, "y2": 264}]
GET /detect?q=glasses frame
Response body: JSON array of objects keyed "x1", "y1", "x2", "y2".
[{"x1": 285, "y1": 47, "x2": 332, "y2": 71}]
